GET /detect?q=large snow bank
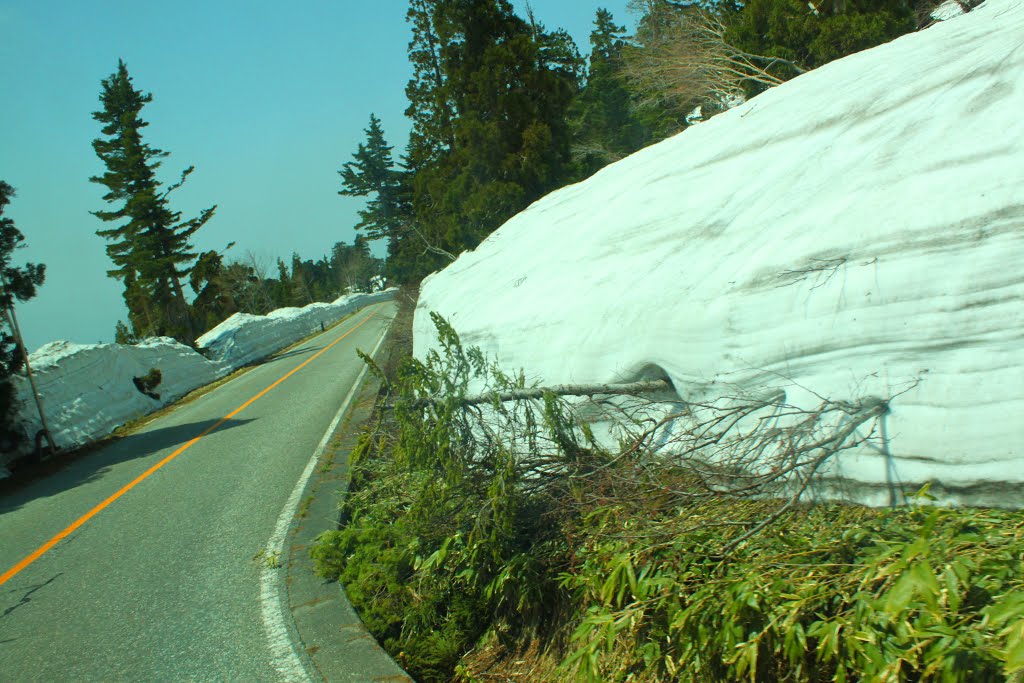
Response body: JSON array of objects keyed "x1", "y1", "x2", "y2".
[
  {"x1": 197, "y1": 289, "x2": 395, "y2": 367},
  {"x1": 415, "y1": 1, "x2": 1024, "y2": 507},
  {"x1": 12, "y1": 337, "x2": 225, "y2": 454},
  {"x1": 2, "y1": 290, "x2": 395, "y2": 474}
]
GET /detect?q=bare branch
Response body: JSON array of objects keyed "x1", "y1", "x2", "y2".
[
  {"x1": 624, "y1": 7, "x2": 807, "y2": 116},
  {"x1": 399, "y1": 379, "x2": 672, "y2": 409},
  {"x1": 408, "y1": 223, "x2": 457, "y2": 262}
]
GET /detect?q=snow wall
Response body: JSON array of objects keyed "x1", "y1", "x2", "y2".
[
  {"x1": 196, "y1": 289, "x2": 396, "y2": 367},
  {"x1": 414, "y1": 1, "x2": 1024, "y2": 508},
  {"x1": 2, "y1": 290, "x2": 396, "y2": 476}
]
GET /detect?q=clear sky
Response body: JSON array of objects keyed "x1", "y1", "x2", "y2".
[{"x1": 1, "y1": 0, "x2": 636, "y2": 352}]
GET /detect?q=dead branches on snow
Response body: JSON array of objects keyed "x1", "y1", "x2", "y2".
[
  {"x1": 397, "y1": 379, "x2": 672, "y2": 409},
  {"x1": 420, "y1": 374, "x2": 894, "y2": 552}
]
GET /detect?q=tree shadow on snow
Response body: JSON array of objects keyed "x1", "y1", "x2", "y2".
[{"x1": 0, "y1": 417, "x2": 255, "y2": 516}]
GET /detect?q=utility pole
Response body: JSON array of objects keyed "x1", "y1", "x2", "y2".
[{"x1": 0, "y1": 272, "x2": 56, "y2": 457}]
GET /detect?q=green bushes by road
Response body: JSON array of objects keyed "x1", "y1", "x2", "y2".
[{"x1": 312, "y1": 314, "x2": 1023, "y2": 682}]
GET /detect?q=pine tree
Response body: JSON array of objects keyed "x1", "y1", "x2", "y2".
[
  {"x1": 330, "y1": 236, "x2": 380, "y2": 293},
  {"x1": 399, "y1": 0, "x2": 582, "y2": 280},
  {"x1": 338, "y1": 114, "x2": 405, "y2": 260},
  {"x1": 189, "y1": 249, "x2": 240, "y2": 332},
  {"x1": 571, "y1": 8, "x2": 649, "y2": 176},
  {"x1": 272, "y1": 259, "x2": 292, "y2": 308},
  {"x1": 405, "y1": 0, "x2": 456, "y2": 169},
  {"x1": 0, "y1": 181, "x2": 47, "y2": 452},
  {"x1": 289, "y1": 253, "x2": 314, "y2": 306},
  {"x1": 90, "y1": 60, "x2": 216, "y2": 346},
  {"x1": 114, "y1": 320, "x2": 136, "y2": 345},
  {"x1": 219, "y1": 260, "x2": 273, "y2": 316}
]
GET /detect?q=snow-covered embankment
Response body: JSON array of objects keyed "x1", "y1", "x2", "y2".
[
  {"x1": 3, "y1": 290, "x2": 395, "y2": 475},
  {"x1": 414, "y1": 1, "x2": 1024, "y2": 507}
]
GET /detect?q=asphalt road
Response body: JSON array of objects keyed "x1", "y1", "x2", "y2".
[{"x1": 0, "y1": 301, "x2": 397, "y2": 682}]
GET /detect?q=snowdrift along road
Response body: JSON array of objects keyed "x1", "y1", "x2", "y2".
[
  {"x1": 414, "y1": 1, "x2": 1024, "y2": 507},
  {"x1": 3, "y1": 290, "x2": 395, "y2": 474}
]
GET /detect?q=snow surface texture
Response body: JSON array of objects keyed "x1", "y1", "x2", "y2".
[
  {"x1": 13, "y1": 337, "x2": 225, "y2": 456},
  {"x1": 196, "y1": 289, "x2": 396, "y2": 367},
  {"x1": 3, "y1": 290, "x2": 395, "y2": 475},
  {"x1": 415, "y1": 1, "x2": 1024, "y2": 508}
]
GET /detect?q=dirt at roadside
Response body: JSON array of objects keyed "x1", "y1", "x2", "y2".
[{"x1": 376, "y1": 284, "x2": 417, "y2": 387}]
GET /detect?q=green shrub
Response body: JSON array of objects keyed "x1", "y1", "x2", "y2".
[
  {"x1": 314, "y1": 315, "x2": 1023, "y2": 682},
  {"x1": 560, "y1": 493, "x2": 1023, "y2": 682}
]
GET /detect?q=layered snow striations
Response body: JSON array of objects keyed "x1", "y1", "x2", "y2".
[{"x1": 414, "y1": 2, "x2": 1024, "y2": 507}]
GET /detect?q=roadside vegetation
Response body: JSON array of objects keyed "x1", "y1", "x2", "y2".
[{"x1": 311, "y1": 290, "x2": 1023, "y2": 682}]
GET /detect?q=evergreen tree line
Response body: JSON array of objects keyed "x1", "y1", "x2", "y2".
[
  {"x1": 115, "y1": 239, "x2": 384, "y2": 345},
  {"x1": 91, "y1": 61, "x2": 384, "y2": 347},
  {"x1": 340, "y1": 0, "x2": 926, "y2": 283}
]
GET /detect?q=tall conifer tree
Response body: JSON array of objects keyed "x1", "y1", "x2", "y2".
[
  {"x1": 338, "y1": 114, "x2": 404, "y2": 262},
  {"x1": 399, "y1": 0, "x2": 581, "y2": 280},
  {"x1": 405, "y1": 0, "x2": 456, "y2": 169},
  {"x1": 0, "y1": 181, "x2": 46, "y2": 451},
  {"x1": 90, "y1": 60, "x2": 216, "y2": 345},
  {"x1": 571, "y1": 9, "x2": 649, "y2": 176}
]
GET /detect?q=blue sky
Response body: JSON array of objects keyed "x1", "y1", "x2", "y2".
[{"x1": 0, "y1": 1, "x2": 636, "y2": 351}]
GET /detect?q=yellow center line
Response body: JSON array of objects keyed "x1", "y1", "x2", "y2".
[{"x1": 0, "y1": 306, "x2": 382, "y2": 588}]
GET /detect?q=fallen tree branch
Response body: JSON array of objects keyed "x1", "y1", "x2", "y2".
[
  {"x1": 409, "y1": 224, "x2": 457, "y2": 262},
  {"x1": 623, "y1": 6, "x2": 806, "y2": 115},
  {"x1": 720, "y1": 398, "x2": 889, "y2": 554},
  {"x1": 393, "y1": 379, "x2": 673, "y2": 409}
]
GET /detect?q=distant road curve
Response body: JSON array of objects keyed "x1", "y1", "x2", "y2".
[{"x1": 0, "y1": 302, "x2": 396, "y2": 682}]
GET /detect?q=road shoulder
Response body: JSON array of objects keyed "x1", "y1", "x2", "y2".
[{"x1": 282, "y1": 318, "x2": 412, "y2": 683}]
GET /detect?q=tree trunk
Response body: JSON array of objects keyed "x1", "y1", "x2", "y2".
[
  {"x1": 0, "y1": 278, "x2": 56, "y2": 456},
  {"x1": 170, "y1": 273, "x2": 195, "y2": 346},
  {"x1": 399, "y1": 378, "x2": 672, "y2": 409}
]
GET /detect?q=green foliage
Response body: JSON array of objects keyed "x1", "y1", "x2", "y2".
[
  {"x1": 570, "y1": 9, "x2": 652, "y2": 178},
  {"x1": 723, "y1": 0, "x2": 918, "y2": 96},
  {"x1": 560, "y1": 494, "x2": 1023, "y2": 682},
  {"x1": 385, "y1": 0, "x2": 583, "y2": 282},
  {"x1": 312, "y1": 312, "x2": 599, "y2": 680},
  {"x1": 90, "y1": 59, "x2": 217, "y2": 345},
  {"x1": 316, "y1": 315, "x2": 1023, "y2": 682},
  {"x1": 329, "y1": 235, "x2": 382, "y2": 295},
  {"x1": 189, "y1": 249, "x2": 238, "y2": 332},
  {"x1": 114, "y1": 320, "x2": 136, "y2": 345},
  {"x1": 0, "y1": 181, "x2": 46, "y2": 452},
  {"x1": 252, "y1": 548, "x2": 282, "y2": 569},
  {"x1": 338, "y1": 114, "x2": 406, "y2": 270}
]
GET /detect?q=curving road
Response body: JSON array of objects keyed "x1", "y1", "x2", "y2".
[{"x1": 0, "y1": 302, "x2": 397, "y2": 682}]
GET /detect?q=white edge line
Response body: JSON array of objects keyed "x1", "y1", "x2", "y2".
[{"x1": 259, "y1": 310, "x2": 393, "y2": 683}]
